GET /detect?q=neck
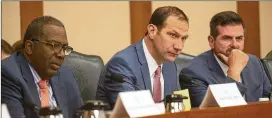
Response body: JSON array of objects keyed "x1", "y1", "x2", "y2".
[
  {"x1": 144, "y1": 36, "x2": 163, "y2": 65},
  {"x1": 23, "y1": 51, "x2": 51, "y2": 80}
]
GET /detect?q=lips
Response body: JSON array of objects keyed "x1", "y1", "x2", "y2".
[
  {"x1": 50, "y1": 62, "x2": 61, "y2": 70},
  {"x1": 169, "y1": 52, "x2": 179, "y2": 57}
]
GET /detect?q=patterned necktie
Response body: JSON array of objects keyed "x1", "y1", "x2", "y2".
[
  {"x1": 38, "y1": 80, "x2": 49, "y2": 108},
  {"x1": 153, "y1": 66, "x2": 162, "y2": 103}
]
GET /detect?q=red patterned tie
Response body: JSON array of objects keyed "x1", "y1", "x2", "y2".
[
  {"x1": 38, "y1": 80, "x2": 49, "y2": 108},
  {"x1": 153, "y1": 66, "x2": 162, "y2": 103}
]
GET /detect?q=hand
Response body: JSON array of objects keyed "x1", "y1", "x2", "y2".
[{"x1": 218, "y1": 49, "x2": 249, "y2": 82}]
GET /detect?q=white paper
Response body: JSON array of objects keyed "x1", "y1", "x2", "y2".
[
  {"x1": 110, "y1": 90, "x2": 165, "y2": 118},
  {"x1": 199, "y1": 87, "x2": 218, "y2": 108},
  {"x1": 155, "y1": 103, "x2": 165, "y2": 113},
  {"x1": 210, "y1": 83, "x2": 247, "y2": 107},
  {"x1": 200, "y1": 83, "x2": 247, "y2": 108}
]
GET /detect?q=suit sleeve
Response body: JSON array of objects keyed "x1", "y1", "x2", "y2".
[
  {"x1": 1, "y1": 72, "x2": 26, "y2": 118},
  {"x1": 100, "y1": 57, "x2": 136, "y2": 108}
]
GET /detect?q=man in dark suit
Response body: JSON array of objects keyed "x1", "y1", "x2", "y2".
[
  {"x1": 180, "y1": 11, "x2": 271, "y2": 107},
  {"x1": 96, "y1": 6, "x2": 190, "y2": 109},
  {"x1": 1, "y1": 16, "x2": 83, "y2": 118}
]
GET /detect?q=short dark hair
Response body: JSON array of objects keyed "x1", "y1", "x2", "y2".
[
  {"x1": 146, "y1": 6, "x2": 189, "y2": 35},
  {"x1": 1, "y1": 39, "x2": 13, "y2": 55},
  {"x1": 210, "y1": 11, "x2": 245, "y2": 38},
  {"x1": 23, "y1": 16, "x2": 65, "y2": 48}
]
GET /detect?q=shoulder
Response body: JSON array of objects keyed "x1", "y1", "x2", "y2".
[
  {"x1": 246, "y1": 53, "x2": 262, "y2": 67},
  {"x1": 2, "y1": 52, "x2": 22, "y2": 80},
  {"x1": 107, "y1": 43, "x2": 140, "y2": 68},
  {"x1": 187, "y1": 51, "x2": 210, "y2": 69}
]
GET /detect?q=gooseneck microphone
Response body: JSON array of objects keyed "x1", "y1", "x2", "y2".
[
  {"x1": 179, "y1": 73, "x2": 208, "y2": 88},
  {"x1": 106, "y1": 73, "x2": 142, "y2": 90}
]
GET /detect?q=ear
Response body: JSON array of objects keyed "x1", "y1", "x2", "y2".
[
  {"x1": 24, "y1": 40, "x2": 34, "y2": 55},
  {"x1": 147, "y1": 24, "x2": 158, "y2": 40},
  {"x1": 208, "y1": 35, "x2": 215, "y2": 49}
]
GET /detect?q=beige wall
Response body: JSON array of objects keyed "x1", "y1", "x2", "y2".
[
  {"x1": 152, "y1": 1, "x2": 237, "y2": 56},
  {"x1": 260, "y1": 1, "x2": 272, "y2": 58},
  {"x1": 44, "y1": 1, "x2": 130, "y2": 63},
  {"x1": 2, "y1": 1, "x2": 271, "y2": 61},
  {"x1": 1, "y1": 1, "x2": 20, "y2": 45}
]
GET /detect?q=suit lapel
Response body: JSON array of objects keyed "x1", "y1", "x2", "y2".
[
  {"x1": 135, "y1": 40, "x2": 152, "y2": 92},
  {"x1": 18, "y1": 53, "x2": 41, "y2": 107},
  {"x1": 162, "y1": 62, "x2": 174, "y2": 97},
  {"x1": 207, "y1": 50, "x2": 228, "y2": 83},
  {"x1": 50, "y1": 74, "x2": 67, "y2": 110}
]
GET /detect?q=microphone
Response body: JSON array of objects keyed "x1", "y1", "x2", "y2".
[
  {"x1": 23, "y1": 101, "x2": 40, "y2": 115},
  {"x1": 179, "y1": 73, "x2": 208, "y2": 88},
  {"x1": 106, "y1": 72, "x2": 142, "y2": 90}
]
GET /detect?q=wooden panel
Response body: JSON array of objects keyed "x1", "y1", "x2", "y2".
[
  {"x1": 142, "y1": 102, "x2": 272, "y2": 118},
  {"x1": 237, "y1": 1, "x2": 260, "y2": 57},
  {"x1": 130, "y1": 1, "x2": 152, "y2": 44},
  {"x1": 20, "y1": 1, "x2": 43, "y2": 40}
]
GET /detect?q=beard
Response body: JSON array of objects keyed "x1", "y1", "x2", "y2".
[
  {"x1": 212, "y1": 47, "x2": 235, "y2": 66},
  {"x1": 224, "y1": 48, "x2": 234, "y2": 57}
]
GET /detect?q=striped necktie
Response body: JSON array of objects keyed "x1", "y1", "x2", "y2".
[
  {"x1": 38, "y1": 80, "x2": 49, "y2": 108},
  {"x1": 153, "y1": 66, "x2": 162, "y2": 103}
]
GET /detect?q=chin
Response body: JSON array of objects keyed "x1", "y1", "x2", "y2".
[
  {"x1": 165, "y1": 56, "x2": 176, "y2": 62},
  {"x1": 47, "y1": 69, "x2": 58, "y2": 77}
]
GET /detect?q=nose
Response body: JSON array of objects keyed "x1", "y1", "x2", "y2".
[
  {"x1": 56, "y1": 48, "x2": 65, "y2": 59},
  {"x1": 230, "y1": 38, "x2": 239, "y2": 49},
  {"x1": 173, "y1": 41, "x2": 183, "y2": 52}
]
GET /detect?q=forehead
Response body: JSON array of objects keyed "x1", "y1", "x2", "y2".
[
  {"x1": 42, "y1": 25, "x2": 67, "y2": 43},
  {"x1": 217, "y1": 24, "x2": 244, "y2": 37},
  {"x1": 162, "y1": 15, "x2": 189, "y2": 35}
]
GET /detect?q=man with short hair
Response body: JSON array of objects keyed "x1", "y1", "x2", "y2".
[
  {"x1": 180, "y1": 11, "x2": 271, "y2": 107},
  {"x1": 1, "y1": 16, "x2": 83, "y2": 118},
  {"x1": 96, "y1": 6, "x2": 189, "y2": 109},
  {"x1": 1, "y1": 39, "x2": 13, "y2": 60}
]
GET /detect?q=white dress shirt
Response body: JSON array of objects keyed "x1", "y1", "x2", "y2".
[{"x1": 142, "y1": 39, "x2": 164, "y2": 100}]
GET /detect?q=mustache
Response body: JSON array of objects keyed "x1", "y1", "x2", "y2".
[{"x1": 226, "y1": 47, "x2": 240, "y2": 56}]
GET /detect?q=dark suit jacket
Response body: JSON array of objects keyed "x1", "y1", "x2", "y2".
[
  {"x1": 180, "y1": 50, "x2": 271, "y2": 107},
  {"x1": 96, "y1": 40, "x2": 179, "y2": 109},
  {"x1": 1, "y1": 52, "x2": 83, "y2": 118}
]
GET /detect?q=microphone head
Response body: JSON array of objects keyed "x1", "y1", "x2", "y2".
[{"x1": 107, "y1": 73, "x2": 125, "y2": 83}]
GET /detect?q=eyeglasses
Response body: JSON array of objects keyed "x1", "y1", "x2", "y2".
[{"x1": 31, "y1": 39, "x2": 73, "y2": 55}]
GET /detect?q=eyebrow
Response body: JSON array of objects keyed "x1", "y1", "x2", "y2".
[
  {"x1": 182, "y1": 35, "x2": 189, "y2": 39},
  {"x1": 170, "y1": 30, "x2": 188, "y2": 38},
  {"x1": 49, "y1": 40, "x2": 68, "y2": 46},
  {"x1": 222, "y1": 35, "x2": 244, "y2": 39},
  {"x1": 236, "y1": 36, "x2": 244, "y2": 39}
]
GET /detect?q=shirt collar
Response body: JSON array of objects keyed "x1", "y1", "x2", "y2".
[
  {"x1": 28, "y1": 63, "x2": 42, "y2": 84},
  {"x1": 142, "y1": 39, "x2": 162, "y2": 76},
  {"x1": 213, "y1": 53, "x2": 229, "y2": 76}
]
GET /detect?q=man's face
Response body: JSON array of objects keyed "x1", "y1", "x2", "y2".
[
  {"x1": 152, "y1": 15, "x2": 189, "y2": 62},
  {"x1": 209, "y1": 24, "x2": 245, "y2": 57},
  {"x1": 31, "y1": 25, "x2": 68, "y2": 78}
]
